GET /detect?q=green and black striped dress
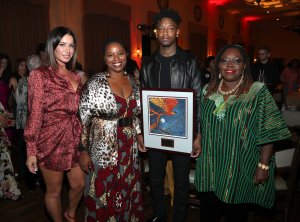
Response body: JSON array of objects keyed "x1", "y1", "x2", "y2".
[{"x1": 195, "y1": 82, "x2": 290, "y2": 208}]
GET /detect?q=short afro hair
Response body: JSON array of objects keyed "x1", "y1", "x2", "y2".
[{"x1": 153, "y1": 9, "x2": 182, "y2": 27}]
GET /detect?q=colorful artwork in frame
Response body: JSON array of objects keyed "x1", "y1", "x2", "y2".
[
  {"x1": 141, "y1": 89, "x2": 194, "y2": 153},
  {"x1": 149, "y1": 96, "x2": 187, "y2": 137}
]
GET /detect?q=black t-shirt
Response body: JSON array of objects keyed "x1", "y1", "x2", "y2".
[{"x1": 157, "y1": 54, "x2": 176, "y2": 89}]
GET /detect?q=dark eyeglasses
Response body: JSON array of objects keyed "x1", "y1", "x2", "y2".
[{"x1": 220, "y1": 58, "x2": 243, "y2": 65}]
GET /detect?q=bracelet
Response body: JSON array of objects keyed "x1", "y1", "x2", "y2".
[{"x1": 258, "y1": 162, "x2": 270, "y2": 170}]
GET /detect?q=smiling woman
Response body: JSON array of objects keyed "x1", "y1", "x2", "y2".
[
  {"x1": 195, "y1": 44, "x2": 291, "y2": 222},
  {"x1": 24, "y1": 26, "x2": 85, "y2": 222},
  {"x1": 78, "y1": 40, "x2": 143, "y2": 221}
]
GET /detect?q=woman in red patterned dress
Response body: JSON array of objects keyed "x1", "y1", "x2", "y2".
[
  {"x1": 79, "y1": 40, "x2": 144, "y2": 221},
  {"x1": 24, "y1": 26, "x2": 85, "y2": 222}
]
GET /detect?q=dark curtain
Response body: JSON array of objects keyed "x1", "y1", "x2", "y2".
[
  {"x1": 0, "y1": 0, "x2": 49, "y2": 65},
  {"x1": 216, "y1": 39, "x2": 228, "y2": 54},
  {"x1": 189, "y1": 33, "x2": 207, "y2": 61},
  {"x1": 83, "y1": 13, "x2": 130, "y2": 75}
]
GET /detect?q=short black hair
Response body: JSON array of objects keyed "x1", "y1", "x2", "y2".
[
  {"x1": 258, "y1": 46, "x2": 270, "y2": 53},
  {"x1": 153, "y1": 9, "x2": 182, "y2": 27},
  {"x1": 102, "y1": 38, "x2": 126, "y2": 55}
]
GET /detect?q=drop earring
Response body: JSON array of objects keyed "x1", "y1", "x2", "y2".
[
  {"x1": 176, "y1": 33, "x2": 179, "y2": 38},
  {"x1": 219, "y1": 72, "x2": 222, "y2": 79},
  {"x1": 123, "y1": 69, "x2": 128, "y2": 76},
  {"x1": 106, "y1": 71, "x2": 110, "y2": 78}
]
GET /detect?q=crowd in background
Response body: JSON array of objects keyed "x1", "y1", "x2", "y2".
[{"x1": 0, "y1": 8, "x2": 299, "y2": 222}]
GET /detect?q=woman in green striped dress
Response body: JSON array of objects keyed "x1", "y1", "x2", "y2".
[{"x1": 195, "y1": 44, "x2": 290, "y2": 222}]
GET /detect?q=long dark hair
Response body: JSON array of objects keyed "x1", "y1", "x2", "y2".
[
  {"x1": 12, "y1": 58, "x2": 28, "y2": 79},
  {"x1": 205, "y1": 44, "x2": 253, "y2": 98},
  {"x1": 45, "y1": 26, "x2": 77, "y2": 71}
]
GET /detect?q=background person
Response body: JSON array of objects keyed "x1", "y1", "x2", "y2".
[
  {"x1": 79, "y1": 40, "x2": 143, "y2": 221},
  {"x1": 24, "y1": 26, "x2": 85, "y2": 222},
  {"x1": 200, "y1": 56, "x2": 215, "y2": 87},
  {"x1": 125, "y1": 47, "x2": 140, "y2": 80},
  {"x1": 35, "y1": 42, "x2": 47, "y2": 64},
  {"x1": 15, "y1": 54, "x2": 43, "y2": 189},
  {"x1": 195, "y1": 44, "x2": 291, "y2": 222},
  {"x1": 139, "y1": 9, "x2": 201, "y2": 222},
  {"x1": 0, "y1": 101, "x2": 21, "y2": 200},
  {"x1": 0, "y1": 53, "x2": 15, "y2": 142},
  {"x1": 252, "y1": 46, "x2": 280, "y2": 94},
  {"x1": 280, "y1": 58, "x2": 300, "y2": 105},
  {"x1": 0, "y1": 53, "x2": 12, "y2": 109}
]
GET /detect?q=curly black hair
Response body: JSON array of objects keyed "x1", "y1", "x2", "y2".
[{"x1": 152, "y1": 9, "x2": 182, "y2": 26}]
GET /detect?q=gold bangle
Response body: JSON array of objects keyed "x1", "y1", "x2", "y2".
[{"x1": 258, "y1": 162, "x2": 270, "y2": 170}]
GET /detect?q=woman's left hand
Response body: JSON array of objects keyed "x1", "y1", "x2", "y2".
[{"x1": 253, "y1": 167, "x2": 269, "y2": 185}]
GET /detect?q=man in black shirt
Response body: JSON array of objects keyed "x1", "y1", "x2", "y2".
[
  {"x1": 252, "y1": 46, "x2": 280, "y2": 94},
  {"x1": 139, "y1": 9, "x2": 201, "y2": 222}
]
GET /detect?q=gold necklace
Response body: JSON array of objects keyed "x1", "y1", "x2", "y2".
[{"x1": 217, "y1": 76, "x2": 244, "y2": 96}]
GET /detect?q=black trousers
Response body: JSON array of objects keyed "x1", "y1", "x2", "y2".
[
  {"x1": 199, "y1": 192, "x2": 249, "y2": 222},
  {"x1": 148, "y1": 150, "x2": 190, "y2": 222}
]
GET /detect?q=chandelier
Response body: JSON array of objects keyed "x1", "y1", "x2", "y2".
[{"x1": 244, "y1": 0, "x2": 299, "y2": 8}]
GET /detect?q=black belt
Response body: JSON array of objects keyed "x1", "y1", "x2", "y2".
[{"x1": 118, "y1": 118, "x2": 133, "y2": 127}]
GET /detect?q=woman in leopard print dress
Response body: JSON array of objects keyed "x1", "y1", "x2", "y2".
[{"x1": 79, "y1": 40, "x2": 143, "y2": 222}]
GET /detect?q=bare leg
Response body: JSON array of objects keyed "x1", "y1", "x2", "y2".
[
  {"x1": 65, "y1": 165, "x2": 85, "y2": 220},
  {"x1": 39, "y1": 166, "x2": 64, "y2": 222}
]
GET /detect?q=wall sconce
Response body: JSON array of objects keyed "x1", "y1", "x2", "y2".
[{"x1": 136, "y1": 48, "x2": 141, "y2": 58}]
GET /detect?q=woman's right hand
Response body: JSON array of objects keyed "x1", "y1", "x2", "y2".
[
  {"x1": 26, "y1": 156, "x2": 38, "y2": 174},
  {"x1": 79, "y1": 151, "x2": 91, "y2": 174}
]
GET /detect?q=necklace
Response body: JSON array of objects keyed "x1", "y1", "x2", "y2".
[{"x1": 217, "y1": 76, "x2": 244, "y2": 95}]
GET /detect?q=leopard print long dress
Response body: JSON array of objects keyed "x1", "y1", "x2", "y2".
[{"x1": 79, "y1": 73, "x2": 143, "y2": 222}]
